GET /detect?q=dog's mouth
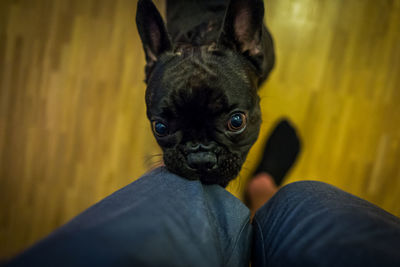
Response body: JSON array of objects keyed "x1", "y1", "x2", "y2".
[
  {"x1": 183, "y1": 151, "x2": 242, "y2": 187},
  {"x1": 163, "y1": 146, "x2": 243, "y2": 187}
]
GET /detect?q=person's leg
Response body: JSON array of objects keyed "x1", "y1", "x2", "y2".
[
  {"x1": 5, "y1": 167, "x2": 252, "y2": 267},
  {"x1": 247, "y1": 119, "x2": 400, "y2": 266},
  {"x1": 252, "y1": 181, "x2": 400, "y2": 267},
  {"x1": 247, "y1": 172, "x2": 278, "y2": 218},
  {"x1": 247, "y1": 118, "x2": 301, "y2": 218}
]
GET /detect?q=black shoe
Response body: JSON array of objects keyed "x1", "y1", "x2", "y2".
[{"x1": 253, "y1": 118, "x2": 301, "y2": 186}]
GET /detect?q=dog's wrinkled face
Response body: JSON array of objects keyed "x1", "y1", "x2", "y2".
[
  {"x1": 147, "y1": 48, "x2": 261, "y2": 186},
  {"x1": 136, "y1": 0, "x2": 265, "y2": 186}
]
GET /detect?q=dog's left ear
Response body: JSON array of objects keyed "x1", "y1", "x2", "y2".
[
  {"x1": 136, "y1": 0, "x2": 172, "y2": 82},
  {"x1": 219, "y1": 0, "x2": 265, "y2": 67}
]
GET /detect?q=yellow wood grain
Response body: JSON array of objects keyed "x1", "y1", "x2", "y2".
[{"x1": 1, "y1": 0, "x2": 399, "y2": 260}]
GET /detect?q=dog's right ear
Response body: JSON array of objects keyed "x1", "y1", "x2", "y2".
[
  {"x1": 218, "y1": 0, "x2": 265, "y2": 71},
  {"x1": 136, "y1": 0, "x2": 172, "y2": 82}
]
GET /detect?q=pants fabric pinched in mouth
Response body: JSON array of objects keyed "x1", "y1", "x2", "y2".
[{"x1": 5, "y1": 167, "x2": 400, "y2": 267}]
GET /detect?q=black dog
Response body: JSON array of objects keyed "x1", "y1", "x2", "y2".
[{"x1": 136, "y1": 0, "x2": 275, "y2": 187}]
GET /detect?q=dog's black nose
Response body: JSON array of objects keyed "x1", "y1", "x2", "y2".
[{"x1": 187, "y1": 152, "x2": 217, "y2": 170}]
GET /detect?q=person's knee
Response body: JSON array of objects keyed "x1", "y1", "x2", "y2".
[
  {"x1": 278, "y1": 180, "x2": 337, "y2": 200},
  {"x1": 281, "y1": 180, "x2": 335, "y2": 191},
  {"x1": 254, "y1": 180, "x2": 342, "y2": 222}
]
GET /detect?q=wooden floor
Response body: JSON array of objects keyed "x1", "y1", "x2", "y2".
[{"x1": 1, "y1": 0, "x2": 399, "y2": 260}]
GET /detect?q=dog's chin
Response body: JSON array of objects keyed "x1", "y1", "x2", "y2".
[
  {"x1": 191, "y1": 167, "x2": 238, "y2": 187},
  {"x1": 166, "y1": 165, "x2": 239, "y2": 188},
  {"x1": 163, "y1": 148, "x2": 243, "y2": 187}
]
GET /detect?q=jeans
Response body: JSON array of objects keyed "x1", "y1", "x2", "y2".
[{"x1": 5, "y1": 167, "x2": 400, "y2": 266}]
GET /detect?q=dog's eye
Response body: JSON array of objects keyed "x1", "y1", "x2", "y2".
[
  {"x1": 152, "y1": 121, "x2": 168, "y2": 137},
  {"x1": 227, "y1": 113, "x2": 247, "y2": 132}
]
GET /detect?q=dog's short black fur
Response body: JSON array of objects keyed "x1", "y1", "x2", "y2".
[{"x1": 136, "y1": 0, "x2": 275, "y2": 187}]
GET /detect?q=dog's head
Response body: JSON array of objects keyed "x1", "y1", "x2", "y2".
[{"x1": 136, "y1": 0, "x2": 265, "y2": 186}]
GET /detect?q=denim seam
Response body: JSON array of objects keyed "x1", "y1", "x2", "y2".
[
  {"x1": 201, "y1": 188, "x2": 226, "y2": 266},
  {"x1": 253, "y1": 217, "x2": 266, "y2": 266},
  {"x1": 225, "y1": 218, "x2": 251, "y2": 266}
]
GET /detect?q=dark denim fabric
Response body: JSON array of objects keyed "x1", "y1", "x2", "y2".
[
  {"x1": 252, "y1": 181, "x2": 400, "y2": 267},
  {"x1": 5, "y1": 169, "x2": 400, "y2": 267},
  {"x1": 5, "y1": 167, "x2": 252, "y2": 267}
]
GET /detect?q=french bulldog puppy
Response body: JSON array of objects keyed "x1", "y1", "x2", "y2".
[{"x1": 136, "y1": 0, "x2": 275, "y2": 187}]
